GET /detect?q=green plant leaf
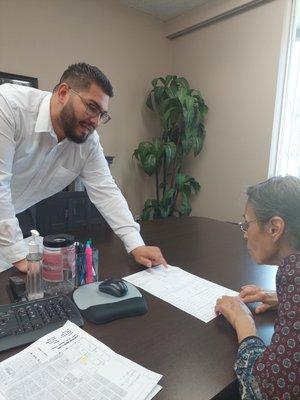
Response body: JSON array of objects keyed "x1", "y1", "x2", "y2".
[
  {"x1": 182, "y1": 96, "x2": 195, "y2": 128},
  {"x1": 159, "y1": 205, "x2": 171, "y2": 218},
  {"x1": 181, "y1": 137, "x2": 193, "y2": 155},
  {"x1": 161, "y1": 106, "x2": 176, "y2": 127},
  {"x1": 152, "y1": 138, "x2": 165, "y2": 162},
  {"x1": 152, "y1": 78, "x2": 159, "y2": 88},
  {"x1": 189, "y1": 178, "x2": 201, "y2": 193},
  {"x1": 177, "y1": 77, "x2": 190, "y2": 90},
  {"x1": 177, "y1": 87, "x2": 189, "y2": 105},
  {"x1": 133, "y1": 141, "x2": 151, "y2": 163},
  {"x1": 166, "y1": 86, "x2": 178, "y2": 98},
  {"x1": 199, "y1": 121, "x2": 206, "y2": 136},
  {"x1": 143, "y1": 154, "x2": 157, "y2": 176},
  {"x1": 163, "y1": 141, "x2": 176, "y2": 165},
  {"x1": 178, "y1": 192, "x2": 192, "y2": 216},
  {"x1": 146, "y1": 92, "x2": 154, "y2": 110},
  {"x1": 165, "y1": 75, "x2": 177, "y2": 87},
  {"x1": 139, "y1": 141, "x2": 152, "y2": 160},
  {"x1": 191, "y1": 109, "x2": 201, "y2": 128},
  {"x1": 193, "y1": 136, "x2": 204, "y2": 156},
  {"x1": 162, "y1": 188, "x2": 175, "y2": 204},
  {"x1": 175, "y1": 173, "x2": 186, "y2": 191},
  {"x1": 153, "y1": 86, "x2": 166, "y2": 107},
  {"x1": 132, "y1": 148, "x2": 139, "y2": 160},
  {"x1": 162, "y1": 97, "x2": 181, "y2": 113},
  {"x1": 141, "y1": 207, "x2": 152, "y2": 220}
]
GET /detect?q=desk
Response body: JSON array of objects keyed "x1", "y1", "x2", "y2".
[{"x1": 0, "y1": 217, "x2": 277, "y2": 400}]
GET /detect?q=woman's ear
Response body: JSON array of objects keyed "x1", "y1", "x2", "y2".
[{"x1": 268, "y1": 216, "x2": 285, "y2": 242}]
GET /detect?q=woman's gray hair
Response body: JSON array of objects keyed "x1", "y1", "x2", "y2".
[{"x1": 246, "y1": 176, "x2": 300, "y2": 250}]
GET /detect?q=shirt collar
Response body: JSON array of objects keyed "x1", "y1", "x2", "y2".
[{"x1": 34, "y1": 93, "x2": 54, "y2": 134}]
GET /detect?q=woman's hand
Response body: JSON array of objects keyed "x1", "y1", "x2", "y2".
[
  {"x1": 239, "y1": 284, "x2": 278, "y2": 314},
  {"x1": 215, "y1": 296, "x2": 257, "y2": 343}
]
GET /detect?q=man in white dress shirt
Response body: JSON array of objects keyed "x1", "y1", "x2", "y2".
[{"x1": 0, "y1": 62, "x2": 166, "y2": 272}]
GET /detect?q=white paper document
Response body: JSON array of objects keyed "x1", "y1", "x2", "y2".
[
  {"x1": 124, "y1": 265, "x2": 239, "y2": 323},
  {"x1": 145, "y1": 385, "x2": 162, "y2": 400},
  {"x1": 0, "y1": 321, "x2": 162, "y2": 400}
]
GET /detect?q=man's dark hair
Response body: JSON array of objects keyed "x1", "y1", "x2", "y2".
[
  {"x1": 55, "y1": 62, "x2": 114, "y2": 97},
  {"x1": 246, "y1": 176, "x2": 300, "y2": 250}
]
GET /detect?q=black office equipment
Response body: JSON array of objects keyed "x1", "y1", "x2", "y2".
[
  {"x1": 98, "y1": 278, "x2": 128, "y2": 297},
  {"x1": 0, "y1": 295, "x2": 84, "y2": 352},
  {"x1": 7, "y1": 276, "x2": 26, "y2": 302},
  {"x1": 73, "y1": 281, "x2": 148, "y2": 324}
]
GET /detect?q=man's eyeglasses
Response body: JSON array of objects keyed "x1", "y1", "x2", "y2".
[
  {"x1": 69, "y1": 88, "x2": 111, "y2": 124},
  {"x1": 238, "y1": 218, "x2": 257, "y2": 233}
]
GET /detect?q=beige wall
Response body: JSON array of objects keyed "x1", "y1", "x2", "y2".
[
  {"x1": 0, "y1": 0, "x2": 289, "y2": 223},
  {"x1": 169, "y1": 0, "x2": 287, "y2": 222},
  {"x1": 165, "y1": 0, "x2": 259, "y2": 38},
  {"x1": 0, "y1": 0, "x2": 171, "y2": 216}
]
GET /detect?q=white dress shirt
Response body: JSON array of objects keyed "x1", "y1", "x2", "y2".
[{"x1": 0, "y1": 83, "x2": 144, "y2": 266}]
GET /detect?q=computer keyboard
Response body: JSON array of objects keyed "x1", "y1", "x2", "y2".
[{"x1": 0, "y1": 295, "x2": 84, "y2": 352}]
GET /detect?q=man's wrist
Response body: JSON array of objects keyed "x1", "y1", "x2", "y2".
[{"x1": 14, "y1": 258, "x2": 28, "y2": 273}]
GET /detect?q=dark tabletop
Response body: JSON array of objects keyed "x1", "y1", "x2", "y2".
[{"x1": 0, "y1": 216, "x2": 277, "y2": 400}]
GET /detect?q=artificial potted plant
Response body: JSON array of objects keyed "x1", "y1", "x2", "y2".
[{"x1": 133, "y1": 75, "x2": 207, "y2": 220}]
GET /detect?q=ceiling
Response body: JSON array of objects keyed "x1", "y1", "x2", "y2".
[{"x1": 119, "y1": 0, "x2": 213, "y2": 22}]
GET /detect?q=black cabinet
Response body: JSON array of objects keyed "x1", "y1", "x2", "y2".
[
  {"x1": 16, "y1": 156, "x2": 113, "y2": 237},
  {"x1": 35, "y1": 191, "x2": 106, "y2": 236}
]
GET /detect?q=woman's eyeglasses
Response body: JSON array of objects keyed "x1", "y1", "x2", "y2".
[{"x1": 238, "y1": 218, "x2": 257, "y2": 233}]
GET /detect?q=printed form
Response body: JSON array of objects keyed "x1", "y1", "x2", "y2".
[
  {"x1": 124, "y1": 265, "x2": 239, "y2": 323},
  {"x1": 0, "y1": 321, "x2": 162, "y2": 400}
]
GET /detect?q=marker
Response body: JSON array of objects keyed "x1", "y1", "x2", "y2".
[{"x1": 85, "y1": 241, "x2": 93, "y2": 284}]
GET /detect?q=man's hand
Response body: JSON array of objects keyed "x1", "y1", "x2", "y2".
[
  {"x1": 239, "y1": 284, "x2": 278, "y2": 314},
  {"x1": 215, "y1": 295, "x2": 257, "y2": 343},
  {"x1": 131, "y1": 245, "x2": 167, "y2": 268},
  {"x1": 14, "y1": 258, "x2": 28, "y2": 272}
]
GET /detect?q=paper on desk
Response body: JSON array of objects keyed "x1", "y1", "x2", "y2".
[
  {"x1": 0, "y1": 321, "x2": 162, "y2": 400},
  {"x1": 124, "y1": 265, "x2": 239, "y2": 323},
  {"x1": 145, "y1": 385, "x2": 162, "y2": 400}
]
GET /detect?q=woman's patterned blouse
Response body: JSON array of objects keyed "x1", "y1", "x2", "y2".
[{"x1": 234, "y1": 253, "x2": 300, "y2": 399}]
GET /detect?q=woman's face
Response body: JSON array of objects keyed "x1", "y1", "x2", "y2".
[{"x1": 243, "y1": 202, "x2": 279, "y2": 265}]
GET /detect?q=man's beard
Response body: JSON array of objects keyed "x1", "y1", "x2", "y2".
[{"x1": 59, "y1": 101, "x2": 94, "y2": 144}]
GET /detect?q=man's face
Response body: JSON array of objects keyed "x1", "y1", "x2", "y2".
[{"x1": 59, "y1": 83, "x2": 110, "y2": 144}]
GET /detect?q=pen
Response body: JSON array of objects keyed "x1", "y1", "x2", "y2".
[{"x1": 78, "y1": 242, "x2": 86, "y2": 285}]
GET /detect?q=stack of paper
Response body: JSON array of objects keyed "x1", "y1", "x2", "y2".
[
  {"x1": 0, "y1": 321, "x2": 162, "y2": 400},
  {"x1": 124, "y1": 265, "x2": 239, "y2": 323}
]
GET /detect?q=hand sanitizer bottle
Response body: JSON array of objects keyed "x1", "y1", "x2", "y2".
[{"x1": 26, "y1": 229, "x2": 44, "y2": 300}]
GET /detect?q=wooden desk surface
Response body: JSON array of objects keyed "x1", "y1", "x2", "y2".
[{"x1": 0, "y1": 217, "x2": 277, "y2": 400}]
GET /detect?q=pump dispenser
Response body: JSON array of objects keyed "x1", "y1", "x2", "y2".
[{"x1": 26, "y1": 229, "x2": 44, "y2": 300}]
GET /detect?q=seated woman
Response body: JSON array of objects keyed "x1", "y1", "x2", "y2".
[{"x1": 215, "y1": 176, "x2": 300, "y2": 399}]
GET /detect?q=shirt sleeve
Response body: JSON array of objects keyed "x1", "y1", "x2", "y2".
[
  {"x1": 80, "y1": 134, "x2": 145, "y2": 253},
  {"x1": 234, "y1": 336, "x2": 266, "y2": 400},
  {"x1": 0, "y1": 92, "x2": 27, "y2": 264}
]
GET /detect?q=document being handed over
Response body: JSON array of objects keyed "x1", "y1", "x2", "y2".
[{"x1": 124, "y1": 265, "x2": 238, "y2": 323}]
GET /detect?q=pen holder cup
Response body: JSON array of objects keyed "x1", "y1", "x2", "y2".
[
  {"x1": 42, "y1": 235, "x2": 76, "y2": 296},
  {"x1": 75, "y1": 248, "x2": 99, "y2": 287}
]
